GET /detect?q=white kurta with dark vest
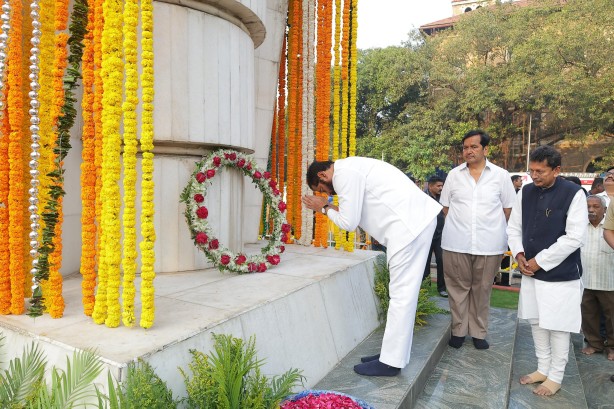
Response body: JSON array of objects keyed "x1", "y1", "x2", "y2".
[{"x1": 507, "y1": 178, "x2": 588, "y2": 332}]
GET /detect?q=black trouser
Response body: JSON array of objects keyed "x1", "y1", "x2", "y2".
[{"x1": 423, "y1": 237, "x2": 445, "y2": 292}]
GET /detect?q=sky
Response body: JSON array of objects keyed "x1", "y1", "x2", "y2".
[{"x1": 357, "y1": 0, "x2": 452, "y2": 49}]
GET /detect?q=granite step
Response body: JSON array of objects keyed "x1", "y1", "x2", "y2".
[
  {"x1": 414, "y1": 306, "x2": 518, "y2": 408},
  {"x1": 571, "y1": 333, "x2": 614, "y2": 409},
  {"x1": 314, "y1": 306, "x2": 451, "y2": 409},
  {"x1": 508, "y1": 319, "x2": 588, "y2": 409}
]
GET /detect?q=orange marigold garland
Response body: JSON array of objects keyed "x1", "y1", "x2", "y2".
[
  {"x1": 7, "y1": 0, "x2": 25, "y2": 315},
  {"x1": 80, "y1": 0, "x2": 97, "y2": 316},
  {"x1": 0, "y1": 0, "x2": 11, "y2": 315}
]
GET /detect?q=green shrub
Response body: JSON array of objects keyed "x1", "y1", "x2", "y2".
[
  {"x1": 373, "y1": 254, "x2": 447, "y2": 326},
  {"x1": 180, "y1": 333, "x2": 303, "y2": 409}
]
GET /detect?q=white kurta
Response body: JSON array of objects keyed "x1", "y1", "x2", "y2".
[
  {"x1": 507, "y1": 187, "x2": 588, "y2": 332},
  {"x1": 326, "y1": 157, "x2": 442, "y2": 259}
]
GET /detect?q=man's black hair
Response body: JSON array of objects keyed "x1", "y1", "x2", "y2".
[
  {"x1": 461, "y1": 129, "x2": 490, "y2": 148},
  {"x1": 427, "y1": 176, "x2": 445, "y2": 185},
  {"x1": 591, "y1": 177, "x2": 603, "y2": 190},
  {"x1": 529, "y1": 145, "x2": 561, "y2": 169},
  {"x1": 562, "y1": 176, "x2": 582, "y2": 186},
  {"x1": 306, "y1": 161, "x2": 334, "y2": 188},
  {"x1": 511, "y1": 175, "x2": 522, "y2": 182}
]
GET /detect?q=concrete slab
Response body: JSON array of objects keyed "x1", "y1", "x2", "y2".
[{"x1": 0, "y1": 244, "x2": 382, "y2": 397}]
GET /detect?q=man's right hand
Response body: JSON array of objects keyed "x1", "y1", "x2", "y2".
[{"x1": 515, "y1": 252, "x2": 533, "y2": 276}]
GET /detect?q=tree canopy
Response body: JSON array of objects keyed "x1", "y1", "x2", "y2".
[{"x1": 356, "y1": 0, "x2": 614, "y2": 178}]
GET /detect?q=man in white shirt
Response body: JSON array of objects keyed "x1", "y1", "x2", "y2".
[
  {"x1": 440, "y1": 130, "x2": 516, "y2": 350},
  {"x1": 507, "y1": 145, "x2": 588, "y2": 396},
  {"x1": 580, "y1": 195, "x2": 614, "y2": 361},
  {"x1": 302, "y1": 157, "x2": 441, "y2": 376}
]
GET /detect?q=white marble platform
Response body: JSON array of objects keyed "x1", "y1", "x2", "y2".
[{"x1": 0, "y1": 244, "x2": 382, "y2": 397}]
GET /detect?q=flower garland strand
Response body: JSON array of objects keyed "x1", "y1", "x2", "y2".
[
  {"x1": 7, "y1": 0, "x2": 25, "y2": 315},
  {"x1": 0, "y1": 0, "x2": 12, "y2": 314},
  {"x1": 274, "y1": 33, "x2": 286, "y2": 235},
  {"x1": 139, "y1": 0, "x2": 156, "y2": 329},
  {"x1": 339, "y1": 0, "x2": 351, "y2": 250},
  {"x1": 331, "y1": 0, "x2": 342, "y2": 249},
  {"x1": 292, "y1": 0, "x2": 303, "y2": 241},
  {"x1": 344, "y1": 0, "x2": 358, "y2": 252},
  {"x1": 121, "y1": 0, "x2": 139, "y2": 327},
  {"x1": 79, "y1": 0, "x2": 97, "y2": 316},
  {"x1": 298, "y1": 0, "x2": 315, "y2": 246},
  {"x1": 26, "y1": 0, "x2": 43, "y2": 317},
  {"x1": 93, "y1": 0, "x2": 124, "y2": 327}
]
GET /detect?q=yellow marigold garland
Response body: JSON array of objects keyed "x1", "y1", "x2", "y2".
[
  {"x1": 121, "y1": 0, "x2": 139, "y2": 327},
  {"x1": 80, "y1": 0, "x2": 97, "y2": 316},
  {"x1": 93, "y1": 0, "x2": 124, "y2": 328},
  {"x1": 332, "y1": 0, "x2": 342, "y2": 250},
  {"x1": 139, "y1": 0, "x2": 156, "y2": 329},
  {"x1": 8, "y1": 0, "x2": 25, "y2": 315}
]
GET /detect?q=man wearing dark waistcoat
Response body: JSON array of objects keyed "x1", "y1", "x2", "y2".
[{"x1": 507, "y1": 146, "x2": 588, "y2": 396}]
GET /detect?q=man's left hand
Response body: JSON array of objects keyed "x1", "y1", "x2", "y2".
[
  {"x1": 302, "y1": 195, "x2": 329, "y2": 212},
  {"x1": 526, "y1": 258, "x2": 541, "y2": 273}
]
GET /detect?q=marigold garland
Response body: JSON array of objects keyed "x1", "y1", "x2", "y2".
[
  {"x1": 139, "y1": 0, "x2": 156, "y2": 329},
  {"x1": 345, "y1": 0, "x2": 358, "y2": 252},
  {"x1": 79, "y1": 0, "x2": 97, "y2": 316},
  {"x1": 121, "y1": 0, "x2": 139, "y2": 327},
  {"x1": 8, "y1": 0, "x2": 25, "y2": 315},
  {"x1": 0, "y1": 99, "x2": 10, "y2": 315},
  {"x1": 93, "y1": 0, "x2": 124, "y2": 328}
]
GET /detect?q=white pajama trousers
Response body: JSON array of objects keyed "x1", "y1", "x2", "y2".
[
  {"x1": 530, "y1": 321, "x2": 570, "y2": 384},
  {"x1": 379, "y1": 218, "x2": 436, "y2": 368}
]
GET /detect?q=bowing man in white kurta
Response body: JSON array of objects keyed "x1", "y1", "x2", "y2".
[{"x1": 302, "y1": 157, "x2": 441, "y2": 376}]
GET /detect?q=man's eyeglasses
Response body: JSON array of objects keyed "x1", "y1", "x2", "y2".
[{"x1": 601, "y1": 171, "x2": 614, "y2": 180}]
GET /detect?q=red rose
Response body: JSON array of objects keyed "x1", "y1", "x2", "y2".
[
  {"x1": 213, "y1": 156, "x2": 222, "y2": 167},
  {"x1": 237, "y1": 159, "x2": 246, "y2": 168},
  {"x1": 208, "y1": 239, "x2": 219, "y2": 250},
  {"x1": 278, "y1": 201, "x2": 287, "y2": 212},
  {"x1": 281, "y1": 223, "x2": 291, "y2": 233},
  {"x1": 248, "y1": 262, "x2": 257, "y2": 272},
  {"x1": 228, "y1": 152, "x2": 236, "y2": 161},
  {"x1": 235, "y1": 254, "x2": 247, "y2": 265},
  {"x1": 194, "y1": 194, "x2": 204, "y2": 203},
  {"x1": 269, "y1": 180, "x2": 277, "y2": 189},
  {"x1": 267, "y1": 255, "x2": 281, "y2": 265},
  {"x1": 281, "y1": 233, "x2": 288, "y2": 243},
  {"x1": 206, "y1": 169, "x2": 216, "y2": 179},
  {"x1": 246, "y1": 163, "x2": 252, "y2": 171},
  {"x1": 253, "y1": 171, "x2": 262, "y2": 179},
  {"x1": 220, "y1": 254, "x2": 231, "y2": 265},
  {"x1": 196, "y1": 172, "x2": 206, "y2": 183},
  {"x1": 273, "y1": 188, "x2": 280, "y2": 196},
  {"x1": 263, "y1": 171, "x2": 271, "y2": 179},
  {"x1": 257, "y1": 263, "x2": 267, "y2": 273},
  {"x1": 195, "y1": 232, "x2": 208, "y2": 244},
  {"x1": 279, "y1": 245, "x2": 285, "y2": 253},
  {"x1": 196, "y1": 206, "x2": 209, "y2": 219}
]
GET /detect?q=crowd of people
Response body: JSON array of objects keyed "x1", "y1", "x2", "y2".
[{"x1": 302, "y1": 129, "x2": 614, "y2": 396}]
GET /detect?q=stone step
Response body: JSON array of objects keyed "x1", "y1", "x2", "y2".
[
  {"x1": 508, "y1": 320, "x2": 588, "y2": 409},
  {"x1": 414, "y1": 306, "x2": 518, "y2": 408},
  {"x1": 571, "y1": 333, "x2": 614, "y2": 408},
  {"x1": 314, "y1": 305, "x2": 451, "y2": 409}
]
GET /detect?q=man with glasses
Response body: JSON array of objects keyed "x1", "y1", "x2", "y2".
[
  {"x1": 598, "y1": 167, "x2": 614, "y2": 206},
  {"x1": 440, "y1": 130, "x2": 516, "y2": 350},
  {"x1": 604, "y1": 167, "x2": 614, "y2": 249},
  {"x1": 507, "y1": 145, "x2": 588, "y2": 396}
]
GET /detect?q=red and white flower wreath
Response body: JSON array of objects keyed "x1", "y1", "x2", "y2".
[{"x1": 181, "y1": 149, "x2": 290, "y2": 273}]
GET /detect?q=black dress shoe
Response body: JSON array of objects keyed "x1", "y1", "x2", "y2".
[
  {"x1": 449, "y1": 335, "x2": 465, "y2": 348},
  {"x1": 353, "y1": 360, "x2": 400, "y2": 377},
  {"x1": 472, "y1": 337, "x2": 489, "y2": 349},
  {"x1": 360, "y1": 353, "x2": 380, "y2": 363},
  {"x1": 438, "y1": 290, "x2": 448, "y2": 297}
]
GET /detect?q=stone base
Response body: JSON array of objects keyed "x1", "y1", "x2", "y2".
[{"x1": 0, "y1": 244, "x2": 382, "y2": 397}]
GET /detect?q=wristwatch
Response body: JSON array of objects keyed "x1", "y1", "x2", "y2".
[{"x1": 321, "y1": 204, "x2": 330, "y2": 214}]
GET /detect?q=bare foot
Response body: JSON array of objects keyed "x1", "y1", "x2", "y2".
[
  {"x1": 520, "y1": 371, "x2": 547, "y2": 385},
  {"x1": 607, "y1": 348, "x2": 614, "y2": 361},
  {"x1": 581, "y1": 346, "x2": 599, "y2": 355},
  {"x1": 533, "y1": 379, "x2": 561, "y2": 396}
]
